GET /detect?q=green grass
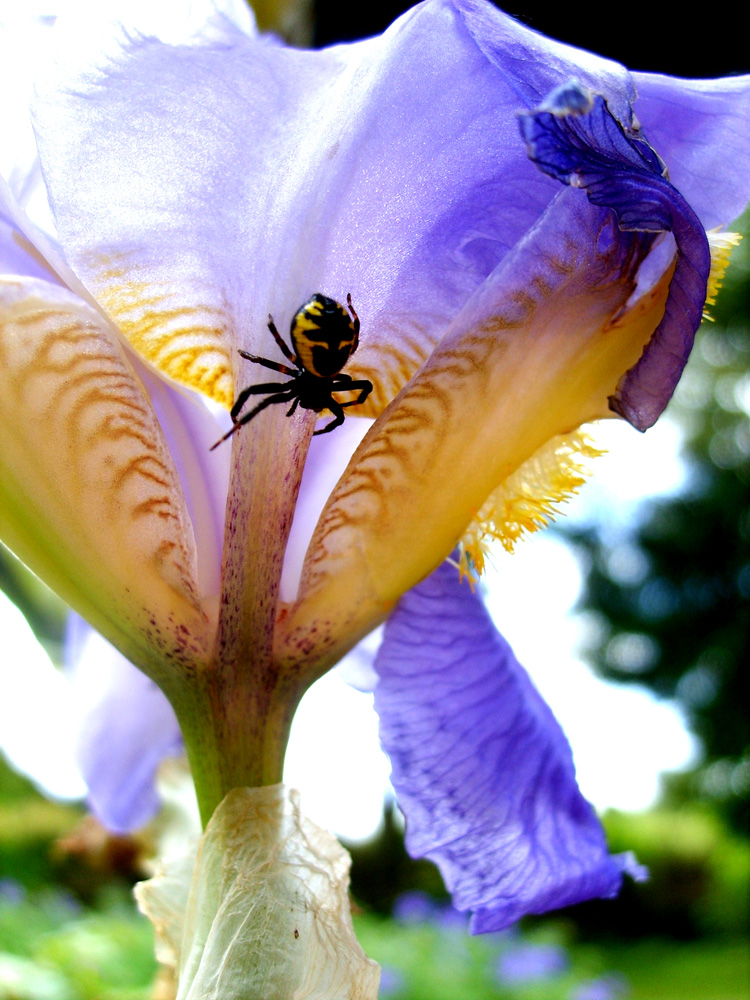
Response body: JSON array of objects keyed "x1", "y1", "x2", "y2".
[
  {"x1": 0, "y1": 890, "x2": 157, "y2": 1000},
  {"x1": 598, "y1": 940, "x2": 750, "y2": 1000},
  {"x1": 1, "y1": 889, "x2": 748, "y2": 999}
]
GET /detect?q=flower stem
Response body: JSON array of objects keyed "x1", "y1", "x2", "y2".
[
  {"x1": 173, "y1": 670, "x2": 304, "y2": 828},
  {"x1": 173, "y1": 406, "x2": 315, "y2": 828}
]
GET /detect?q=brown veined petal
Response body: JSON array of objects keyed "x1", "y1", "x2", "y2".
[
  {"x1": 275, "y1": 193, "x2": 672, "y2": 673},
  {"x1": 85, "y1": 251, "x2": 235, "y2": 409},
  {"x1": 0, "y1": 276, "x2": 211, "y2": 685}
]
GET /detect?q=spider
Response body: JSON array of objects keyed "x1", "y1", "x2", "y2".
[{"x1": 211, "y1": 293, "x2": 373, "y2": 450}]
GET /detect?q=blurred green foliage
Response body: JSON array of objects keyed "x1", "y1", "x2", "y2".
[
  {"x1": 0, "y1": 889, "x2": 158, "y2": 1000},
  {"x1": 563, "y1": 807, "x2": 750, "y2": 942}
]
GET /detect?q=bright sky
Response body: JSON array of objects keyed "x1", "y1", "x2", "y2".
[{"x1": 0, "y1": 415, "x2": 700, "y2": 842}]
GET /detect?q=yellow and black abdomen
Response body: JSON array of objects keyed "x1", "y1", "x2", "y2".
[{"x1": 290, "y1": 294, "x2": 359, "y2": 377}]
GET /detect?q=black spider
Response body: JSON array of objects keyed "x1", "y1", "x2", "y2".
[{"x1": 211, "y1": 293, "x2": 373, "y2": 450}]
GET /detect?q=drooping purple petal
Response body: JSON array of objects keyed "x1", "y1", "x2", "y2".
[
  {"x1": 520, "y1": 82, "x2": 711, "y2": 431},
  {"x1": 66, "y1": 616, "x2": 184, "y2": 833},
  {"x1": 374, "y1": 560, "x2": 645, "y2": 933}
]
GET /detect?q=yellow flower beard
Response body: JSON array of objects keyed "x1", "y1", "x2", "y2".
[
  {"x1": 703, "y1": 230, "x2": 742, "y2": 321},
  {"x1": 456, "y1": 227, "x2": 741, "y2": 584},
  {"x1": 456, "y1": 428, "x2": 604, "y2": 582}
]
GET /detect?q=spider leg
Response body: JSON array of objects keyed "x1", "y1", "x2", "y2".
[
  {"x1": 286, "y1": 396, "x2": 300, "y2": 417},
  {"x1": 211, "y1": 390, "x2": 295, "y2": 450},
  {"x1": 332, "y1": 377, "x2": 373, "y2": 407},
  {"x1": 237, "y1": 351, "x2": 297, "y2": 377},
  {"x1": 230, "y1": 380, "x2": 291, "y2": 422},
  {"x1": 346, "y1": 293, "x2": 360, "y2": 348},
  {"x1": 313, "y1": 399, "x2": 346, "y2": 435},
  {"x1": 267, "y1": 314, "x2": 300, "y2": 366}
]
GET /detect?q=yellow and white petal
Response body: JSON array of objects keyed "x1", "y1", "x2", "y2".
[
  {"x1": 277, "y1": 194, "x2": 672, "y2": 671},
  {"x1": 0, "y1": 277, "x2": 211, "y2": 684}
]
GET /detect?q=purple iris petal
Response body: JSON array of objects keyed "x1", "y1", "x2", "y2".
[
  {"x1": 31, "y1": 0, "x2": 637, "y2": 391},
  {"x1": 520, "y1": 82, "x2": 711, "y2": 431},
  {"x1": 66, "y1": 616, "x2": 183, "y2": 833},
  {"x1": 632, "y1": 71, "x2": 750, "y2": 230},
  {"x1": 374, "y1": 560, "x2": 646, "y2": 933}
]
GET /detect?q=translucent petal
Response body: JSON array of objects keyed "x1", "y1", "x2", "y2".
[
  {"x1": 32, "y1": 0, "x2": 634, "y2": 412},
  {"x1": 632, "y1": 71, "x2": 750, "y2": 229},
  {"x1": 135, "y1": 787, "x2": 380, "y2": 999},
  {"x1": 66, "y1": 617, "x2": 183, "y2": 833}
]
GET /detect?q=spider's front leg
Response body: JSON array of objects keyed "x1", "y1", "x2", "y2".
[
  {"x1": 267, "y1": 314, "x2": 299, "y2": 366},
  {"x1": 314, "y1": 399, "x2": 346, "y2": 436},
  {"x1": 230, "y1": 380, "x2": 292, "y2": 422},
  {"x1": 238, "y1": 350, "x2": 297, "y2": 377},
  {"x1": 211, "y1": 389, "x2": 296, "y2": 450}
]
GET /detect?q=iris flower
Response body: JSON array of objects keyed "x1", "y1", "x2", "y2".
[{"x1": 2, "y1": 0, "x2": 749, "y2": 994}]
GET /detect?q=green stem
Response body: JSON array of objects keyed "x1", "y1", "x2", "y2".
[
  {"x1": 169, "y1": 403, "x2": 316, "y2": 828},
  {"x1": 173, "y1": 668, "x2": 306, "y2": 829}
]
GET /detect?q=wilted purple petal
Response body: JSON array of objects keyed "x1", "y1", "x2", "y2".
[
  {"x1": 374, "y1": 560, "x2": 646, "y2": 933},
  {"x1": 520, "y1": 82, "x2": 711, "y2": 431},
  {"x1": 66, "y1": 617, "x2": 183, "y2": 833}
]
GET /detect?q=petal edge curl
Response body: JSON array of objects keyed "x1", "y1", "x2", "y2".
[{"x1": 520, "y1": 82, "x2": 711, "y2": 429}]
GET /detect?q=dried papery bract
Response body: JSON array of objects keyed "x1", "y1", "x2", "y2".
[{"x1": 135, "y1": 786, "x2": 380, "y2": 1000}]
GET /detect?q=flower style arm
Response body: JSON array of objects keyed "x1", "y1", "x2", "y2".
[{"x1": 519, "y1": 82, "x2": 711, "y2": 430}]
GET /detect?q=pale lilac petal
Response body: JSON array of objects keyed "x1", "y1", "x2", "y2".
[
  {"x1": 374, "y1": 560, "x2": 646, "y2": 932},
  {"x1": 32, "y1": 0, "x2": 635, "y2": 411},
  {"x1": 280, "y1": 417, "x2": 372, "y2": 603},
  {"x1": 453, "y1": 0, "x2": 636, "y2": 126},
  {"x1": 334, "y1": 626, "x2": 383, "y2": 693},
  {"x1": 0, "y1": 177, "x2": 66, "y2": 286},
  {"x1": 632, "y1": 72, "x2": 750, "y2": 228},
  {"x1": 140, "y1": 372, "x2": 230, "y2": 599},
  {"x1": 0, "y1": 13, "x2": 57, "y2": 199},
  {"x1": 66, "y1": 617, "x2": 183, "y2": 833}
]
